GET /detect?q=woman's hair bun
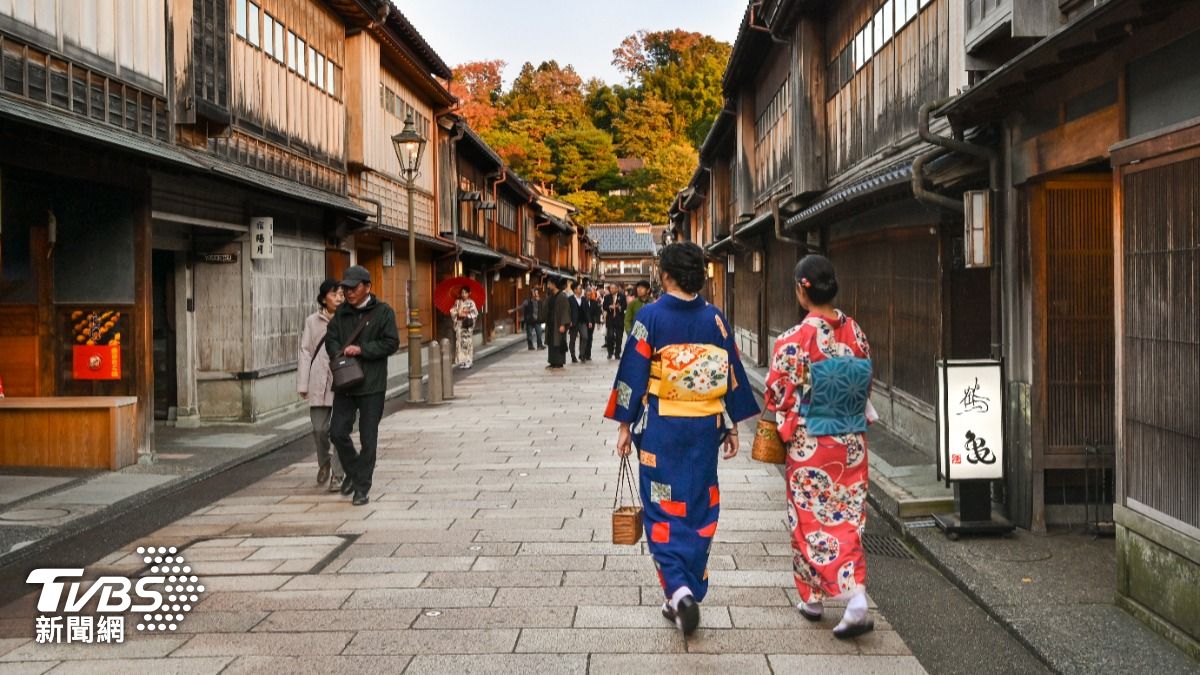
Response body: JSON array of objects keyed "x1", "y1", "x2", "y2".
[
  {"x1": 659, "y1": 242, "x2": 707, "y2": 294},
  {"x1": 794, "y1": 254, "x2": 838, "y2": 304}
]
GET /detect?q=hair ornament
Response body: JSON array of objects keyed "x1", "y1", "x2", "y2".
[{"x1": 800, "y1": 277, "x2": 812, "y2": 289}]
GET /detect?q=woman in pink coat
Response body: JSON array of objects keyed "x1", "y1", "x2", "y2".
[{"x1": 298, "y1": 279, "x2": 345, "y2": 491}]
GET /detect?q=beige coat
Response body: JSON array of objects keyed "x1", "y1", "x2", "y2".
[{"x1": 297, "y1": 310, "x2": 335, "y2": 407}]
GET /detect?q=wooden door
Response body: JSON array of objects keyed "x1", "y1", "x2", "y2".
[{"x1": 1035, "y1": 178, "x2": 1116, "y2": 461}]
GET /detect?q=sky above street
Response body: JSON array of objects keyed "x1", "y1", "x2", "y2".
[{"x1": 400, "y1": 0, "x2": 746, "y2": 86}]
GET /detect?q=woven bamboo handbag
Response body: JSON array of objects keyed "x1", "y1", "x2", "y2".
[
  {"x1": 612, "y1": 454, "x2": 644, "y2": 545},
  {"x1": 751, "y1": 411, "x2": 786, "y2": 464}
]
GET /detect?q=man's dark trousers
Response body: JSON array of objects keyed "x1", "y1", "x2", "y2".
[{"x1": 330, "y1": 392, "x2": 385, "y2": 494}]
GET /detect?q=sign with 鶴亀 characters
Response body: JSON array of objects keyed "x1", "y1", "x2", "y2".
[
  {"x1": 937, "y1": 359, "x2": 1004, "y2": 482},
  {"x1": 250, "y1": 217, "x2": 274, "y2": 259}
]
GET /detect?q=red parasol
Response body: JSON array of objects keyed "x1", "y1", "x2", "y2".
[{"x1": 434, "y1": 276, "x2": 486, "y2": 314}]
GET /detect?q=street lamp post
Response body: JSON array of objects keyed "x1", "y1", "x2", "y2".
[{"x1": 393, "y1": 112, "x2": 428, "y2": 404}]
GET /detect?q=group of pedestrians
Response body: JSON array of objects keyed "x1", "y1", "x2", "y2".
[
  {"x1": 530, "y1": 278, "x2": 655, "y2": 369},
  {"x1": 605, "y1": 242, "x2": 876, "y2": 641},
  {"x1": 294, "y1": 250, "x2": 876, "y2": 644}
]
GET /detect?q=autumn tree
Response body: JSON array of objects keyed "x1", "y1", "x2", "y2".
[
  {"x1": 449, "y1": 60, "x2": 505, "y2": 132},
  {"x1": 613, "y1": 30, "x2": 731, "y2": 146}
]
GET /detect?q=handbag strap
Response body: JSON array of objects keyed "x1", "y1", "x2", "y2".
[
  {"x1": 613, "y1": 454, "x2": 641, "y2": 509},
  {"x1": 338, "y1": 308, "x2": 375, "y2": 356},
  {"x1": 309, "y1": 336, "x2": 327, "y2": 369}
]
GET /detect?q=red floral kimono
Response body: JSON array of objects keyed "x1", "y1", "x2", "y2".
[{"x1": 764, "y1": 311, "x2": 871, "y2": 603}]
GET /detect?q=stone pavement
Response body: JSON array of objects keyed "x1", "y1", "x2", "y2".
[
  {"x1": 0, "y1": 345, "x2": 925, "y2": 674},
  {"x1": 0, "y1": 335, "x2": 525, "y2": 568}
]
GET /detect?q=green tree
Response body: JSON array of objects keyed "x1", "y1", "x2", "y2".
[
  {"x1": 613, "y1": 30, "x2": 731, "y2": 147},
  {"x1": 561, "y1": 190, "x2": 617, "y2": 226},
  {"x1": 611, "y1": 93, "x2": 674, "y2": 160},
  {"x1": 546, "y1": 124, "x2": 618, "y2": 194}
]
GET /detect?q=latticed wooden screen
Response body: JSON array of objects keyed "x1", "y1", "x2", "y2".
[{"x1": 1122, "y1": 157, "x2": 1200, "y2": 528}]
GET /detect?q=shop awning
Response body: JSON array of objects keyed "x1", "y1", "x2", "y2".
[
  {"x1": 0, "y1": 93, "x2": 370, "y2": 217},
  {"x1": 359, "y1": 223, "x2": 456, "y2": 250},
  {"x1": 457, "y1": 238, "x2": 503, "y2": 262},
  {"x1": 783, "y1": 162, "x2": 914, "y2": 232},
  {"x1": 706, "y1": 235, "x2": 734, "y2": 255},
  {"x1": 538, "y1": 214, "x2": 574, "y2": 234}
]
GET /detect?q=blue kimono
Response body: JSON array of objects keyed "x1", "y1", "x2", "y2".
[{"x1": 605, "y1": 294, "x2": 760, "y2": 602}]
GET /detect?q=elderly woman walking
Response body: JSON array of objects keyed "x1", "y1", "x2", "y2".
[
  {"x1": 298, "y1": 279, "x2": 345, "y2": 491},
  {"x1": 605, "y1": 242, "x2": 759, "y2": 635},
  {"x1": 764, "y1": 254, "x2": 875, "y2": 638}
]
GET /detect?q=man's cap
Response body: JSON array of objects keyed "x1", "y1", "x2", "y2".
[{"x1": 339, "y1": 265, "x2": 371, "y2": 287}]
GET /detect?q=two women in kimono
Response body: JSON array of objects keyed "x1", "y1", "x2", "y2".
[
  {"x1": 605, "y1": 242, "x2": 759, "y2": 635},
  {"x1": 765, "y1": 254, "x2": 875, "y2": 638}
]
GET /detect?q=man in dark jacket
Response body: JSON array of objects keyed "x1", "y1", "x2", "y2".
[
  {"x1": 508, "y1": 288, "x2": 544, "y2": 350},
  {"x1": 581, "y1": 288, "x2": 601, "y2": 361},
  {"x1": 601, "y1": 283, "x2": 627, "y2": 359},
  {"x1": 544, "y1": 277, "x2": 572, "y2": 369},
  {"x1": 325, "y1": 265, "x2": 399, "y2": 506}
]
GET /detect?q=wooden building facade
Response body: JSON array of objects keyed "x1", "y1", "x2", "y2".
[
  {"x1": 682, "y1": 0, "x2": 978, "y2": 453},
  {"x1": 0, "y1": 0, "x2": 470, "y2": 467},
  {"x1": 939, "y1": 0, "x2": 1200, "y2": 654}
]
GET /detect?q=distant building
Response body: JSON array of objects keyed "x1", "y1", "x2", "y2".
[{"x1": 590, "y1": 223, "x2": 659, "y2": 286}]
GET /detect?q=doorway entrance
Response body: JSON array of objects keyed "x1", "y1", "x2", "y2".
[{"x1": 1031, "y1": 176, "x2": 1116, "y2": 522}]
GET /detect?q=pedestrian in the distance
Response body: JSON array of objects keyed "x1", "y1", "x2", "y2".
[
  {"x1": 602, "y1": 283, "x2": 627, "y2": 359},
  {"x1": 625, "y1": 279, "x2": 652, "y2": 336},
  {"x1": 606, "y1": 242, "x2": 760, "y2": 636},
  {"x1": 544, "y1": 277, "x2": 572, "y2": 369},
  {"x1": 509, "y1": 287, "x2": 545, "y2": 350},
  {"x1": 297, "y1": 279, "x2": 345, "y2": 492},
  {"x1": 452, "y1": 285, "x2": 480, "y2": 369},
  {"x1": 568, "y1": 282, "x2": 587, "y2": 363},
  {"x1": 764, "y1": 254, "x2": 875, "y2": 638},
  {"x1": 582, "y1": 287, "x2": 601, "y2": 362},
  {"x1": 326, "y1": 265, "x2": 399, "y2": 506}
]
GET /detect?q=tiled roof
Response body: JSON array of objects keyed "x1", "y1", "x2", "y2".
[{"x1": 591, "y1": 227, "x2": 657, "y2": 256}]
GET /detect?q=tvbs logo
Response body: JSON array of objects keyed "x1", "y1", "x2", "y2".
[{"x1": 26, "y1": 546, "x2": 205, "y2": 644}]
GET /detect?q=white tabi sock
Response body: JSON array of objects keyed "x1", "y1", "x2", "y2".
[
  {"x1": 669, "y1": 586, "x2": 693, "y2": 611},
  {"x1": 843, "y1": 588, "x2": 869, "y2": 624}
]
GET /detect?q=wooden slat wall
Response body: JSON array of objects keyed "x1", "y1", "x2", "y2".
[
  {"x1": 766, "y1": 238, "x2": 801, "y2": 335},
  {"x1": 1044, "y1": 182, "x2": 1115, "y2": 453},
  {"x1": 833, "y1": 228, "x2": 938, "y2": 406},
  {"x1": 194, "y1": 253, "x2": 245, "y2": 372},
  {"x1": 1122, "y1": 156, "x2": 1200, "y2": 529},
  {"x1": 230, "y1": 0, "x2": 345, "y2": 167},
  {"x1": 1, "y1": 0, "x2": 166, "y2": 89},
  {"x1": 250, "y1": 242, "x2": 324, "y2": 370},
  {"x1": 824, "y1": 0, "x2": 948, "y2": 179}
]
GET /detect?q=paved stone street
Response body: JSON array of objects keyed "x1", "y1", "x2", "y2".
[{"x1": 0, "y1": 347, "x2": 924, "y2": 674}]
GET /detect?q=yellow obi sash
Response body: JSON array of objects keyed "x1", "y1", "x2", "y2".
[{"x1": 648, "y1": 343, "x2": 730, "y2": 417}]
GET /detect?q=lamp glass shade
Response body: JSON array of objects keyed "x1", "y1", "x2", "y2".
[{"x1": 391, "y1": 112, "x2": 426, "y2": 178}]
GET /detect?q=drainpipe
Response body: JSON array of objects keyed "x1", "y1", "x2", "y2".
[
  {"x1": 445, "y1": 120, "x2": 466, "y2": 274},
  {"x1": 771, "y1": 194, "x2": 808, "y2": 249}
]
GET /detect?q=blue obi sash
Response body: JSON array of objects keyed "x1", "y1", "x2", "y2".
[{"x1": 801, "y1": 356, "x2": 873, "y2": 437}]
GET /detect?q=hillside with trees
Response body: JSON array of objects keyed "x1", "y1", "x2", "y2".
[{"x1": 448, "y1": 30, "x2": 730, "y2": 225}]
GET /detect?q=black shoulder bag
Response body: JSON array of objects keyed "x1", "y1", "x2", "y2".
[{"x1": 330, "y1": 310, "x2": 374, "y2": 393}]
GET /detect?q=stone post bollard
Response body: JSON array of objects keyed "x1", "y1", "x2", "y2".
[
  {"x1": 428, "y1": 340, "x2": 444, "y2": 405},
  {"x1": 440, "y1": 338, "x2": 455, "y2": 400}
]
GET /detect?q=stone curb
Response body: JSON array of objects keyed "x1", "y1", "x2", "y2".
[{"x1": 0, "y1": 336, "x2": 526, "y2": 571}]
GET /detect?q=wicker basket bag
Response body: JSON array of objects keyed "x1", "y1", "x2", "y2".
[
  {"x1": 751, "y1": 413, "x2": 786, "y2": 464},
  {"x1": 612, "y1": 454, "x2": 644, "y2": 545}
]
